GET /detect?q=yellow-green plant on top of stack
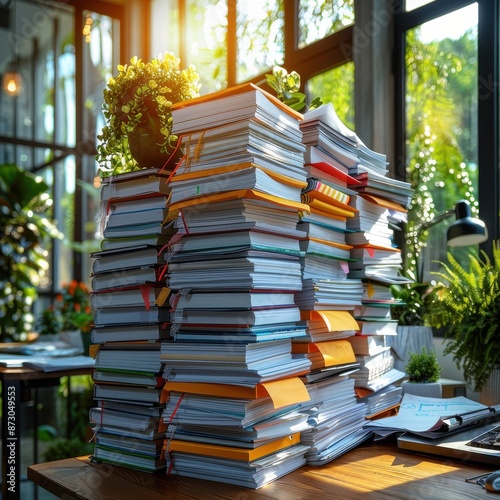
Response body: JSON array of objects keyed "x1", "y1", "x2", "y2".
[{"x1": 96, "y1": 52, "x2": 201, "y2": 177}]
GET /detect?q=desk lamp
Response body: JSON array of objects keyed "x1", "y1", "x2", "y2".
[
  {"x1": 417, "y1": 199, "x2": 488, "y2": 247},
  {"x1": 414, "y1": 200, "x2": 488, "y2": 283}
]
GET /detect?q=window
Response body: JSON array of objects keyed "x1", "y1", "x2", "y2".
[
  {"x1": 0, "y1": 0, "x2": 123, "y2": 315},
  {"x1": 298, "y1": 0, "x2": 354, "y2": 48},
  {"x1": 154, "y1": 0, "x2": 355, "y2": 104},
  {"x1": 395, "y1": 0, "x2": 499, "y2": 280}
]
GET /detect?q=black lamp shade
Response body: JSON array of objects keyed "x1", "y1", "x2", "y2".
[{"x1": 446, "y1": 200, "x2": 488, "y2": 246}]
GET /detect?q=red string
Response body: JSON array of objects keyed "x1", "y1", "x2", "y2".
[
  {"x1": 165, "y1": 392, "x2": 185, "y2": 476},
  {"x1": 141, "y1": 284, "x2": 151, "y2": 310}
]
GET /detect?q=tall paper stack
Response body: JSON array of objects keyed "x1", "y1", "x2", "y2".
[
  {"x1": 89, "y1": 168, "x2": 180, "y2": 472},
  {"x1": 161, "y1": 84, "x2": 313, "y2": 488}
]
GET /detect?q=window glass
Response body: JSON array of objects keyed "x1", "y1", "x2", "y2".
[
  {"x1": 236, "y1": 0, "x2": 284, "y2": 82},
  {"x1": 82, "y1": 11, "x2": 118, "y2": 278},
  {"x1": 151, "y1": 0, "x2": 179, "y2": 57},
  {"x1": 0, "y1": 1, "x2": 74, "y2": 158},
  {"x1": 298, "y1": 0, "x2": 354, "y2": 48},
  {"x1": 185, "y1": 0, "x2": 228, "y2": 93},
  {"x1": 404, "y1": 4, "x2": 478, "y2": 281},
  {"x1": 306, "y1": 62, "x2": 355, "y2": 130},
  {"x1": 405, "y1": 0, "x2": 435, "y2": 11}
]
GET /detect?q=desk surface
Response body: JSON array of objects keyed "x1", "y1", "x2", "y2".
[{"x1": 28, "y1": 440, "x2": 495, "y2": 499}]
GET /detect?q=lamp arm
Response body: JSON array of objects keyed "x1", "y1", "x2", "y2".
[
  {"x1": 414, "y1": 209, "x2": 454, "y2": 284},
  {"x1": 415, "y1": 209, "x2": 455, "y2": 239}
]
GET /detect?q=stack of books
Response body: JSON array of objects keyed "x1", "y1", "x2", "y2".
[
  {"x1": 160, "y1": 83, "x2": 314, "y2": 488},
  {"x1": 286, "y1": 107, "x2": 376, "y2": 466},
  {"x1": 300, "y1": 103, "x2": 388, "y2": 177},
  {"x1": 89, "y1": 168, "x2": 180, "y2": 472},
  {"x1": 300, "y1": 103, "x2": 408, "y2": 420}
]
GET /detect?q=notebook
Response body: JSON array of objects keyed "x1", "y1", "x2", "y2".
[{"x1": 397, "y1": 421, "x2": 500, "y2": 466}]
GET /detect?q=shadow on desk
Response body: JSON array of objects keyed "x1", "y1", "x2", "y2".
[{"x1": 27, "y1": 440, "x2": 495, "y2": 499}]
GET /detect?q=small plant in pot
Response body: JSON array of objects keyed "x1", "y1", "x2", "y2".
[
  {"x1": 36, "y1": 280, "x2": 93, "y2": 354},
  {"x1": 402, "y1": 345, "x2": 442, "y2": 398},
  {"x1": 96, "y1": 52, "x2": 201, "y2": 177}
]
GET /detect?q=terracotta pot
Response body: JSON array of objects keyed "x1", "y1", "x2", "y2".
[{"x1": 127, "y1": 112, "x2": 182, "y2": 170}]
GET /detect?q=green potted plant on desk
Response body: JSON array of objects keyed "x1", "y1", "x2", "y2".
[
  {"x1": 96, "y1": 52, "x2": 201, "y2": 177},
  {"x1": 402, "y1": 345, "x2": 442, "y2": 397},
  {"x1": 425, "y1": 240, "x2": 500, "y2": 405},
  {"x1": 37, "y1": 280, "x2": 93, "y2": 354}
]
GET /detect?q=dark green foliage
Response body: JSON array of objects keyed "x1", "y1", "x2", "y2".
[
  {"x1": 0, "y1": 164, "x2": 62, "y2": 340},
  {"x1": 391, "y1": 270, "x2": 434, "y2": 326},
  {"x1": 42, "y1": 437, "x2": 94, "y2": 462},
  {"x1": 425, "y1": 241, "x2": 500, "y2": 391},
  {"x1": 39, "y1": 376, "x2": 94, "y2": 461},
  {"x1": 405, "y1": 346, "x2": 442, "y2": 383}
]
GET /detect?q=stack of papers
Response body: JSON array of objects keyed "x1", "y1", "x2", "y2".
[
  {"x1": 300, "y1": 103, "x2": 386, "y2": 176},
  {"x1": 89, "y1": 168, "x2": 187, "y2": 474},
  {"x1": 298, "y1": 374, "x2": 371, "y2": 465},
  {"x1": 295, "y1": 278, "x2": 364, "y2": 311},
  {"x1": 0, "y1": 354, "x2": 95, "y2": 371},
  {"x1": 160, "y1": 83, "x2": 316, "y2": 488}
]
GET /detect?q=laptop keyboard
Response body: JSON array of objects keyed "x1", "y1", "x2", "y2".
[{"x1": 467, "y1": 425, "x2": 500, "y2": 450}]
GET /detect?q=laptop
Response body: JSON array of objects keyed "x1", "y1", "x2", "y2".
[{"x1": 397, "y1": 421, "x2": 500, "y2": 466}]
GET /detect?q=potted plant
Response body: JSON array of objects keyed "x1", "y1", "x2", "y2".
[
  {"x1": 96, "y1": 52, "x2": 201, "y2": 177},
  {"x1": 37, "y1": 280, "x2": 93, "y2": 354},
  {"x1": 0, "y1": 164, "x2": 62, "y2": 341},
  {"x1": 402, "y1": 345, "x2": 442, "y2": 397},
  {"x1": 265, "y1": 66, "x2": 323, "y2": 112},
  {"x1": 425, "y1": 240, "x2": 500, "y2": 403},
  {"x1": 387, "y1": 270, "x2": 435, "y2": 371}
]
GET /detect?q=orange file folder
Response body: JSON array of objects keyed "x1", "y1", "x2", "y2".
[
  {"x1": 162, "y1": 376, "x2": 310, "y2": 408},
  {"x1": 291, "y1": 339, "x2": 356, "y2": 366},
  {"x1": 301, "y1": 196, "x2": 357, "y2": 217},
  {"x1": 168, "y1": 188, "x2": 310, "y2": 213},
  {"x1": 360, "y1": 193, "x2": 407, "y2": 213},
  {"x1": 167, "y1": 432, "x2": 301, "y2": 461},
  {"x1": 171, "y1": 162, "x2": 308, "y2": 189},
  {"x1": 299, "y1": 310, "x2": 360, "y2": 331}
]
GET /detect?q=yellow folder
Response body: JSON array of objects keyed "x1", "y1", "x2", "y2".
[
  {"x1": 302, "y1": 196, "x2": 357, "y2": 217},
  {"x1": 167, "y1": 432, "x2": 301, "y2": 461},
  {"x1": 300, "y1": 310, "x2": 360, "y2": 331},
  {"x1": 162, "y1": 376, "x2": 310, "y2": 409},
  {"x1": 360, "y1": 193, "x2": 407, "y2": 213},
  {"x1": 168, "y1": 188, "x2": 310, "y2": 213},
  {"x1": 292, "y1": 339, "x2": 357, "y2": 367},
  {"x1": 171, "y1": 162, "x2": 308, "y2": 188}
]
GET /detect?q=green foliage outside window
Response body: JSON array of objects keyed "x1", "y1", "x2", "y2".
[{"x1": 404, "y1": 27, "x2": 478, "y2": 279}]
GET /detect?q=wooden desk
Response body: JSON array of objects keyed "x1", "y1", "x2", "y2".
[
  {"x1": 0, "y1": 365, "x2": 94, "y2": 500},
  {"x1": 27, "y1": 440, "x2": 495, "y2": 499}
]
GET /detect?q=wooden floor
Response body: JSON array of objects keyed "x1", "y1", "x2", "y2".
[{"x1": 28, "y1": 439, "x2": 496, "y2": 499}]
